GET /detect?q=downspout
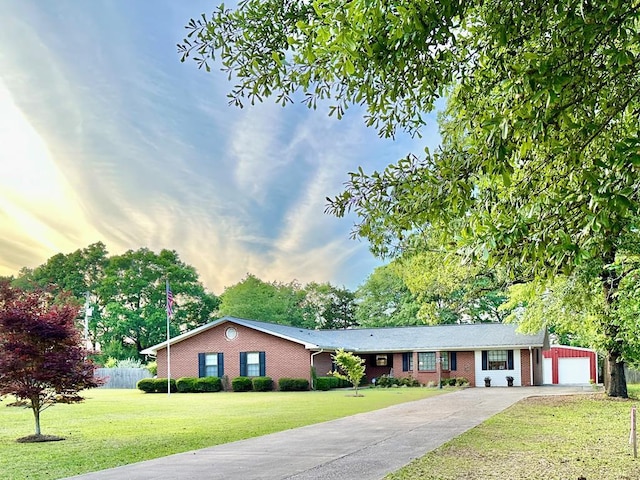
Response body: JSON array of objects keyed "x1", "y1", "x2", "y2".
[
  {"x1": 311, "y1": 349, "x2": 324, "y2": 390},
  {"x1": 529, "y1": 346, "x2": 534, "y2": 387}
]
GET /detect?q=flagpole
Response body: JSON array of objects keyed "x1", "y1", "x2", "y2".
[{"x1": 166, "y1": 279, "x2": 172, "y2": 397}]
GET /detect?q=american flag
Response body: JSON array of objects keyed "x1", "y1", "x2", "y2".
[{"x1": 166, "y1": 281, "x2": 174, "y2": 317}]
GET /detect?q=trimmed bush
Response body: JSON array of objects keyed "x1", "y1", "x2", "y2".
[
  {"x1": 176, "y1": 377, "x2": 198, "y2": 393},
  {"x1": 154, "y1": 378, "x2": 177, "y2": 393},
  {"x1": 231, "y1": 376, "x2": 252, "y2": 392},
  {"x1": 252, "y1": 376, "x2": 273, "y2": 392},
  {"x1": 138, "y1": 378, "x2": 177, "y2": 393},
  {"x1": 137, "y1": 378, "x2": 155, "y2": 393},
  {"x1": 314, "y1": 377, "x2": 333, "y2": 391},
  {"x1": 279, "y1": 378, "x2": 310, "y2": 391},
  {"x1": 196, "y1": 377, "x2": 222, "y2": 392}
]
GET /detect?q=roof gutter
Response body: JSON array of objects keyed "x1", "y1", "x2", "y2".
[
  {"x1": 529, "y1": 346, "x2": 534, "y2": 386},
  {"x1": 310, "y1": 349, "x2": 324, "y2": 391}
]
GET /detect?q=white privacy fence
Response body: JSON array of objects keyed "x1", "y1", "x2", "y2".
[{"x1": 95, "y1": 368, "x2": 152, "y2": 389}]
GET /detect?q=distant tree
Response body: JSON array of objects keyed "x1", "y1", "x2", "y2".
[
  {"x1": 401, "y1": 250, "x2": 509, "y2": 325},
  {"x1": 301, "y1": 282, "x2": 357, "y2": 329},
  {"x1": 96, "y1": 248, "x2": 219, "y2": 359},
  {"x1": 14, "y1": 243, "x2": 109, "y2": 351},
  {"x1": 330, "y1": 349, "x2": 365, "y2": 397},
  {"x1": 218, "y1": 274, "x2": 307, "y2": 326},
  {"x1": 0, "y1": 281, "x2": 100, "y2": 441},
  {"x1": 355, "y1": 263, "x2": 420, "y2": 327},
  {"x1": 15, "y1": 242, "x2": 108, "y2": 299}
]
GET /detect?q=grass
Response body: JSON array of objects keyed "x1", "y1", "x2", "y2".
[
  {"x1": 0, "y1": 386, "x2": 446, "y2": 480},
  {"x1": 387, "y1": 384, "x2": 640, "y2": 480}
]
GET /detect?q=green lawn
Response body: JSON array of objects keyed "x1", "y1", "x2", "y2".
[
  {"x1": 387, "y1": 384, "x2": 640, "y2": 480},
  {"x1": 0, "y1": 387, "x2": 446, "y2": 480}
]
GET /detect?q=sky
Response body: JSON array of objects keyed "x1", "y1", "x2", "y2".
[{"x1": 0, "y1": 1, "x2": 440, "y2": 295}]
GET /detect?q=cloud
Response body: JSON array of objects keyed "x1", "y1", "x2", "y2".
[{"x1": 0, "y1": 0, "x2": 442, "y2": 295}]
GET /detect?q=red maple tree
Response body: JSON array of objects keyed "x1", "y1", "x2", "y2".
[{"x1": 0, "y1": 281, "x2": 101, "y2": 441}]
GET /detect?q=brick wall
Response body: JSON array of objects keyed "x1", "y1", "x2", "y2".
[
  {"x1": 156, "y1": 321, "x2": 312, "y2": 388},
  {"x1": 520, "y1": 349, "x2": 532, "y2": 386},
  {"x1": 391, "y1": 351, "x2": 477, "y2": 387}
]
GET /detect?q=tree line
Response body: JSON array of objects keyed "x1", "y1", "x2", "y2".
[{"x1": 3, "y1": 241, "x2": 513, "y2": 363}]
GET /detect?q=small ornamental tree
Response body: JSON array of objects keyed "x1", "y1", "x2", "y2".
[
  {"x1": 0, "y1": 281, "x2": 101, "y2": 442},
  {"x1": 330, "y1": 349, "x2": 366, "y2": 397}
]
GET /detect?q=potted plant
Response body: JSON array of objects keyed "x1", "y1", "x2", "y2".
[
  {"x1": 506, "y1": 376, "x2": 514, "y2": 387},
  {"x1": 484, "y1": 376, "x2": 491, "y2": 387}
]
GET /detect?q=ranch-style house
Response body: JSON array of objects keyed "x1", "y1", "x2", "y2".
[{"x1": 141, "y1": 316, "x2": 549, "y2": 388}]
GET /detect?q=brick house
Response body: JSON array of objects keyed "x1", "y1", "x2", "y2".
[{"x1": 141, "y1": 317, "x2": 549, "y2": 388}]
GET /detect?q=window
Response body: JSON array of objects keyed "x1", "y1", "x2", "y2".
[
  {"x1": 440, "y1": 352, "x2": 449, "y2": 371},
  {"x1": 376, "y1": 354, "x2": 388, "y2": 366},
  {"x1": 204, "y1": 353, "x2": 218, "y2": 377},
  {"x1": 482, "y1": 350, "x2": 514, "y2": 370},
  {"x1": 402, "y1": 353, "x2": 414, "y2": 372},
  {"x1": 246, "y1": 352, "x2": 260, "y2": 376},
  {"x1": 418, "y1": 352, "x2": 436, "y2": 371},
  {"x1": 240, "y1": 351, "x2": 265, "y2": 377},
  {"x1": 198, "y1": 353, "x2": 224, "y2": 378}
]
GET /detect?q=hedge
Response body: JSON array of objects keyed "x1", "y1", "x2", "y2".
[
  {"x1": 176, "y1": 377, "x2": 198, "y2": 393},
  {"x1": 175, "y1": 377, "x2": 222, "y2": 393},
  {"x1": 278, "y1": 378, "x2": 310, "y2": 391},
  {"x1": 137, "y1": 378, "x2": 177, "y2": 393},
  {"x1": 231, "y1": 376, "x2": 252, "y2": 392},
  {"x1": 251, "y1": 376, "x2": 273, "y2": 392},
  {"x1": 197, "y1": 376, "x2": 222, "y2": 392}
]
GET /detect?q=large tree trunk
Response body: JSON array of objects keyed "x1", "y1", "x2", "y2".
[
  {"x1": 601, "y1": 250, "x2": 628, "y2": 398},
  {"x1": 606, "y1": 352, "x2": 628, "y2": 398}
]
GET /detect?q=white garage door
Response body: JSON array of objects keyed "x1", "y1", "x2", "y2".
[
  {"x1": 558, "y1": 357, "x2": 590, "y2": 384},
  {"x1": 543, "y1": 358, "x2": 553, "y2": 384}
]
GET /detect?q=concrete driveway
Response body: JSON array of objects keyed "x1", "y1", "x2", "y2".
[{"x1": 65, "y1": 386, "x2": 593, "y2": 480}]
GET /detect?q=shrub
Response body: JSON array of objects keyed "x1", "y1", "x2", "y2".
[
  {"x1": 176, "y1": 377, "x2": 198, "y2": 393},
  {"x1": 232, "y1": 376, "x2": 252, "y2": 392},
  {"x1": 104, "y1": 357, "x2": 118, "y2": 368},
  {"x1": 252, "y1": 377, "x2": 273, "y2": 392},
  {"x1": 279, "y1": 378, "x2": 310, "y2": 391},
  {"x1": 401, "y1": 377, "x2": 420, "y2": 387},
  {"x1": 138, "y1": 378, "x2": 177, "y2": 393},
  {"x1": 315, "y1": 377, "x2": 333, "y2": 391},
  {"x1": 196, "y1": 377, "x2": 222, "y2": 392},
  {"x1": 455, "y1": 377, "x2": 469, "y2": 387},
  {"x1": 137, "y1": 378, "x2": 155, "y2": 393},
  {"x1": 376, "y1": 375, "x2": 418, "y2": 388},
  {"x1": 146, "y1": 361, "x2": 157, "y2": 376},
  {"x1": 153, "y1": 378, "x2": 177, "y2": 393},
  {"x1": 376, "y1": 375, "x2": 397, "y2": 388}
]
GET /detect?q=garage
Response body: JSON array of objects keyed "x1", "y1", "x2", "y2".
[{"x1": 542, "y1": 346, "x2": 597, "y2": 385}]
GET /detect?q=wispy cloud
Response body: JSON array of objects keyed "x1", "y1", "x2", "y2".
[{"x1": 0, "y1": 0, "x2": 441, "y2": 294}]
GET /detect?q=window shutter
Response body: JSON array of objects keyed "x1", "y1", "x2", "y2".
[
  {"x1": 198, "y1": 353, "x2": 206, "y2": 378},
  {"x1": 402, "y1": 353, "x2": 409, "y2": 372},
  {"x1": 259, "y1": 351, "x2": 266, "y2": 377},
  {"x1": 240, "y1": 352, "x2": 247, "y2": 376},
  {"x1": 450, "y1": 352, "x2": 457, "y2": 371},
  {"x1": 482, "y1": 351, "x2": 488, "y2": 370},
  {"x1": 218, "y1": 353, "x2": 224, "y2": 377},
  {"x1": 507, "y1": 350, "x2": 514, "y2": 370}
]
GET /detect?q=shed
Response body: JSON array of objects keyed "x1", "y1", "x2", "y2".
[{"x1": 542, "y1": 345, "x2": 597, "y2": 385}]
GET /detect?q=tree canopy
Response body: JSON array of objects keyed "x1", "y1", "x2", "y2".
[
  {"x1": 218, "y1": 274, "x2": 308, "y2": 326},
  {"x1": 181, "y1": 1, "x2": 640, "y2": 396},
  {"x1": 96, "y1": 248, "x2": 219, "y2": 359}
]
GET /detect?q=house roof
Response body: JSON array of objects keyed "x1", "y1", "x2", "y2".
[{"x1": 140, "y1": 316, "x2": 548, "y2": 355}]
